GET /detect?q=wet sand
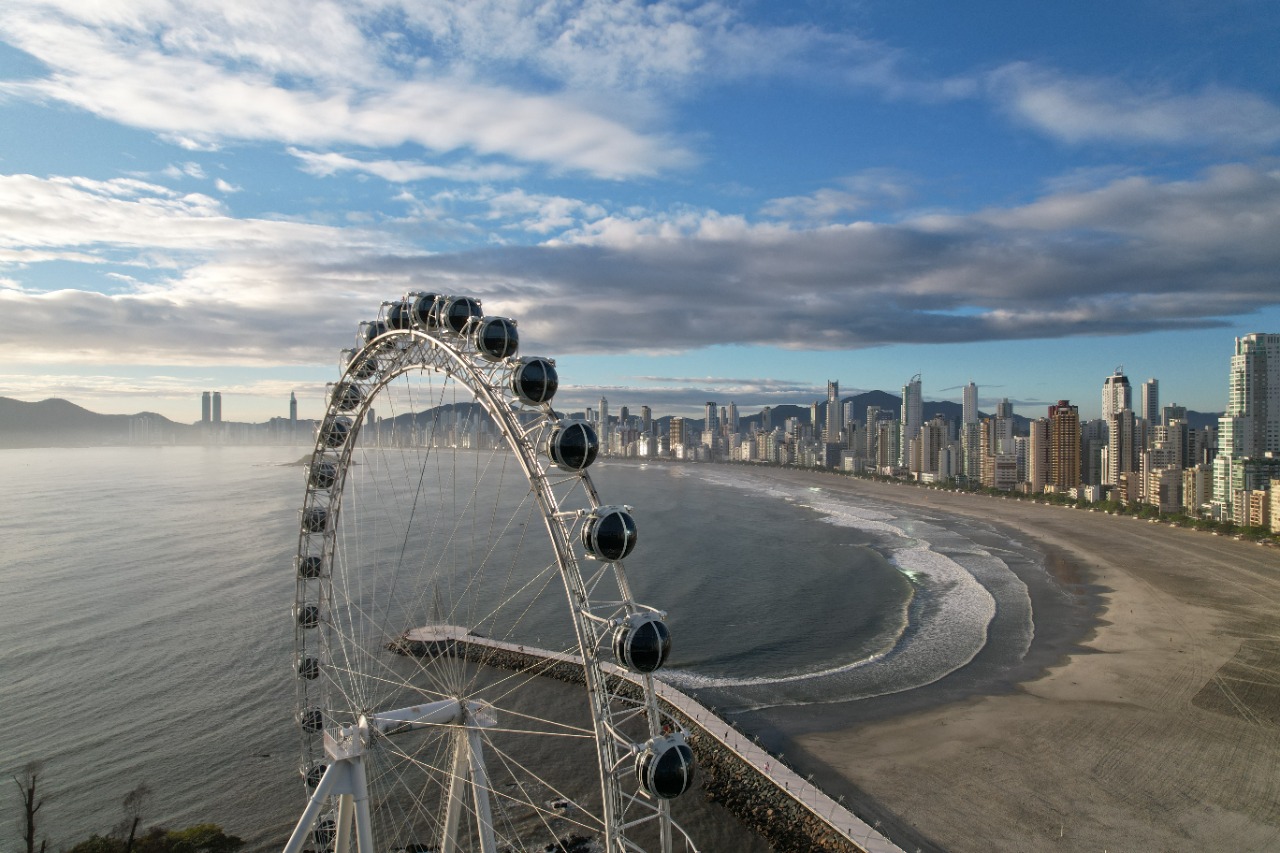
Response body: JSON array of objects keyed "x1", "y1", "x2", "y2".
[{"x1": 755, "y1": 471, "x2": 1280, "y2": 853}]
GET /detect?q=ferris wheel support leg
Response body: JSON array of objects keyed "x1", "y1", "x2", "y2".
[
  {"x1": 283, "y1": 762, "x2": 342, "y2": 853},
  {"x1": 441, "y1": 729, "x2": 470, "y2": 853},
  {"x1": 466, "y1": 725, "x2": 498, "y2": 853},
  {"x1": 333, "y1": 795, "x2": 354, "y2": 853},
  {"x1": 350, "y1": 756, "x2": 375, "y2": 853}
]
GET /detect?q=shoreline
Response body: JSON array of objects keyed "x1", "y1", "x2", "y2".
[{"x1": 742, "y1": 468, "x2": 1280, "y2": 853}]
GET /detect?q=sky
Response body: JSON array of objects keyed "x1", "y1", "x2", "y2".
[{"x1": 1, "y1": 0, "x2": 1278, "y2": 424}]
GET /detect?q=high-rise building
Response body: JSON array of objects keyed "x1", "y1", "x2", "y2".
[
  {"x1": 825, "y1": 380, "x2": 840, "y2": 445},
  {"x1": 599, "y1": 397, "x2": 609, "y2": 431},
  {"x1": 289, "y1": 391, "x2": 298, "y2": 425},
  {"x1": 212, "y1": 391, "x2": 222, "y2": 424},
  {"x1": 1102, "y1": 367, "x2": 1131, "y2": 424},
  {"x1": 1027, "y1": 418, "x2": 1051, "y2": 493},
  {"x1": 962, "y1": 382, "x2": 978, "y2": 425},
  {"x1": 1049, "y1": 400, "x2": 1081, "y2": 492},
  {"x1": 1107, "y1": 409, "x2": 1137, "y2": 489},
  {"x1": 1213, "y1": 333, "x2": 1280, "y2": 518},
  {"x1": 1141, "y1": 378, "x2": 1159, "y2": 425},
  {"x1": 727, "y1": 402, "x2": 739, "y2": 436},
  {"x1": 996, "y1": 398, "x2": 1013, "y2": 419},
  {"x1": 1162, "y1": 403, "x2": 1187, "y2": 427},
  {"x1": 201, "y1": 391, "x2": 211, "y2": 424},
  {"x1": 669, "y1": 417, "x2": 686, "y2": 450},
  {"x1": 900, "y1": 374, "x2": 922, "y2": 467},
  {"x1": 640, "y1": 405, "x2": 652, "y2": 435}
]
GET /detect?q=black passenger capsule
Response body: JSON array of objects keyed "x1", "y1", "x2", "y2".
[
  {"x1": 296, "y1": 604, "x2": 320, "y2": 629},
  {"x1": 386, "y1": 299, "x2": 413, "y2": 330},
  {"x1": 441, "y1": 295, "x2": 483, "y2": 335},
  {"x1": 313, "y1": 818, "x2": 336, "y2": 846},
  {"x1": 321, "y1": 416, "x2": 352, "y2": 448},
  {"x1": 308, "y1": 461, "x2": 337, "y2": 490},
  {"x1": 613, "y1": 617, "x2": 670, "y2": 673},
  {"x1": 348, "y1": 352, "x2": 379, "y2": 381},
  {"x1": 635, "y1": 735, "x2": 695, "y2": 800},
  {"x1": 547, "y1": 422, "x2": 598, "y2": 471},
  {"x1": 473, "y1": 316, "x2": 519, "y2": 361},
  {"x1": 333, "y1": 383, "x2": 362, "y2": 413},
  {"x1": 362, "y1": 320, "x2": 387, "y2": 345},
  {"x1": 304, "y1": 763, "x2": 327, "y2": 788},
  {"x1": 299, "y1": 707, "x2": 323, "y2": 734},
  {"x1": 302, "y1": 507, "x2": 328, "y2": 533},
  {"x1": 297, "y1": 657, "x2": 320, "y2": 680},
  {"x1": 581, "y1": 506, "x2": 637, "y2": 561},
  {"x1": 297, "y1": 555, "x2": 324, "y2": 578},
  {"x1": 410, "y1": 292, "x2": 441, "y2": 330},
  {"x1": 511, "y1": 357, "x2": 558, "y2": 405}
]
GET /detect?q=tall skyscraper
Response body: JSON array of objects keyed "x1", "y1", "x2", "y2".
[
  {"x1": 1027, "y1": 418, "x2": 1050, "y2": 493},
  {"x1": 825, "y1": 380, "x2": 840, "y2": 445},
  {"x1": 1107, "y1": 409, "x2": 1137, "y2": 488},
  {"x1": 899, "y1": 374, "x2": 922, "y2": 467},
  {"x1": 726, "y1": 402, "x2": 739, "y2": 435},
  {"x1": 1102, "y1": 367, "x2": 1132, "y2": 423},
  {"x1": 640, "y1": 405, "x2": 652, "y2": 435},
  {"x1": 703, "y1": 402, "x2": 717, "y2": 452},
  {"x1": 289, "y1": 391, "x2": 298, "y2": 425},
  {"x1": 599, "y1": 397, "x2": 609, "y2": 432},
  {"x1": 1141, "y1": 378, "x2": 1159, "y2": 425},
  {"x1": 1049, "y1": 400, "x2": 1081, "y2": 492},
  {"x1": 201, "y1": 391, "x2": 211, "y2": 424},
  {"x1": 1213, "y1": 333, "x2": 1280, "y2": 518},
  {"x1": 212, "y1": 391, "x2": 222, "y2": 424},
  {"x1": 962, "y1": 382, "x2": 978, "y2": 425},
  {"x1": 996, "y1": 398, "x2": 1013, "y2": 419}
]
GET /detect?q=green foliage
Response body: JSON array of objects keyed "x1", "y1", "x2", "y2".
[{"x1": 67, "y1": 836, "x2": 121, "y2": 853}]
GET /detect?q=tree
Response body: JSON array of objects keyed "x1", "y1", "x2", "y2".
[
  {"x1": 113, "y1": 783, "x2": 151, "y2": 853},
  {"x1": 13, "y1": 761, "x2": 48, "y2": 853}
]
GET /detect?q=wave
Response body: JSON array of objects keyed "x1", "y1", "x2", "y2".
[{"x1": 677, "y1": 467, "x2": 1013, "y2": 707}]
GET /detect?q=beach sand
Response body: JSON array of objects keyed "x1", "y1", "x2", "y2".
[{"x1": 755, "y1": 470, "x2": 1280, "y2": 853}]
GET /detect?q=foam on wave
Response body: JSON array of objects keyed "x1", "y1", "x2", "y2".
[{"x1": 668, "y1": 468, "x2": 1024, "y2": 706}]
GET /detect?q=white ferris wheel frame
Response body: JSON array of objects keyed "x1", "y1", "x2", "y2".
[{"x1": 287, "y1": 301, "x2": 697, "y2": 853}]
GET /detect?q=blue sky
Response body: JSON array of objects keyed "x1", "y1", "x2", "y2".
[{"x1": 1, "y1": 1, "x2": 1278, "y2": 424}]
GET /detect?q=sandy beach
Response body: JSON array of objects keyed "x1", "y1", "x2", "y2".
[{"x1": 756, "y1": 470, "x2": 1280, "y2": 853}]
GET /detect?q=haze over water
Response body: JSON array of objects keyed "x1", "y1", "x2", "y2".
[{"x1": 1, "y1": 446, "x2": 1058, "y2": 850}]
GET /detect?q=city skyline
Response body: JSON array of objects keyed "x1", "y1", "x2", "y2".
[{"x1": 2, "y1": 3, "x2": 1279, "y2": 422}]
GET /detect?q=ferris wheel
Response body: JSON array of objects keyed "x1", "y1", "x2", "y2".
[{"x1": 284, "y1": 293, "x2": 699, "y2": 853}]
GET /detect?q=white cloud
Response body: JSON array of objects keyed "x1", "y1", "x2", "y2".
[
  {"x1": 0, "y1": 1, "x2": 697, "y2": 178},
  {"x1": 988, "y1": 62, "x2": 1280, "y2": 148},
  {"x1": 289, "y1": 148, "x2": 525, "y2": 184},
  {"x1": 2, "y1": 165, "x2": 1279, "y2": 369},
  {"x1": 760, "y1": 170, "x2": 914, "y2": 222}
]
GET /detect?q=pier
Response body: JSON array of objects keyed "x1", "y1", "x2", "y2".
[{"x1": 396, "y1": 627, "x2": 905, "y2": 853}]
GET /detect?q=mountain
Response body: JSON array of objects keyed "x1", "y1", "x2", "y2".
[{"x1": 0, "y1": 397, "x2": 193, "y2": 447}]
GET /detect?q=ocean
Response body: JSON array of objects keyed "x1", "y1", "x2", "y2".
[{"x1": 0, "y1": 446, "x2": 1070, "y2": 852}]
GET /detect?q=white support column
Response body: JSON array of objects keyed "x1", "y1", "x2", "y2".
[
  {"x1": 466, "y1": 725, "x2": 498, "y2": 853},
  {"x1": 441, "y1": 730, "x2": 470, "y2": 853},
  {"x1": 334, "y1": 794, "x2": 354, "y2": 853}
]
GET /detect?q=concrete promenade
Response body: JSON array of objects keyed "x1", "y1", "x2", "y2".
[{"x1": 400, "y1": 626, "x2": 905, "y2": 853}]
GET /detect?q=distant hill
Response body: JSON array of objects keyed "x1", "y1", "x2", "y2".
[
  {"x1": 0, "y1": 394, "x2": 1225, "y2": 448},
  {"x1": 0, "y1": 397, "x2": 194, "y2": 447}
]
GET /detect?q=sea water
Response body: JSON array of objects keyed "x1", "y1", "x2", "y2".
[{"x1": 0, "y1": 447, "x2": 1049, "y2": 851}]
